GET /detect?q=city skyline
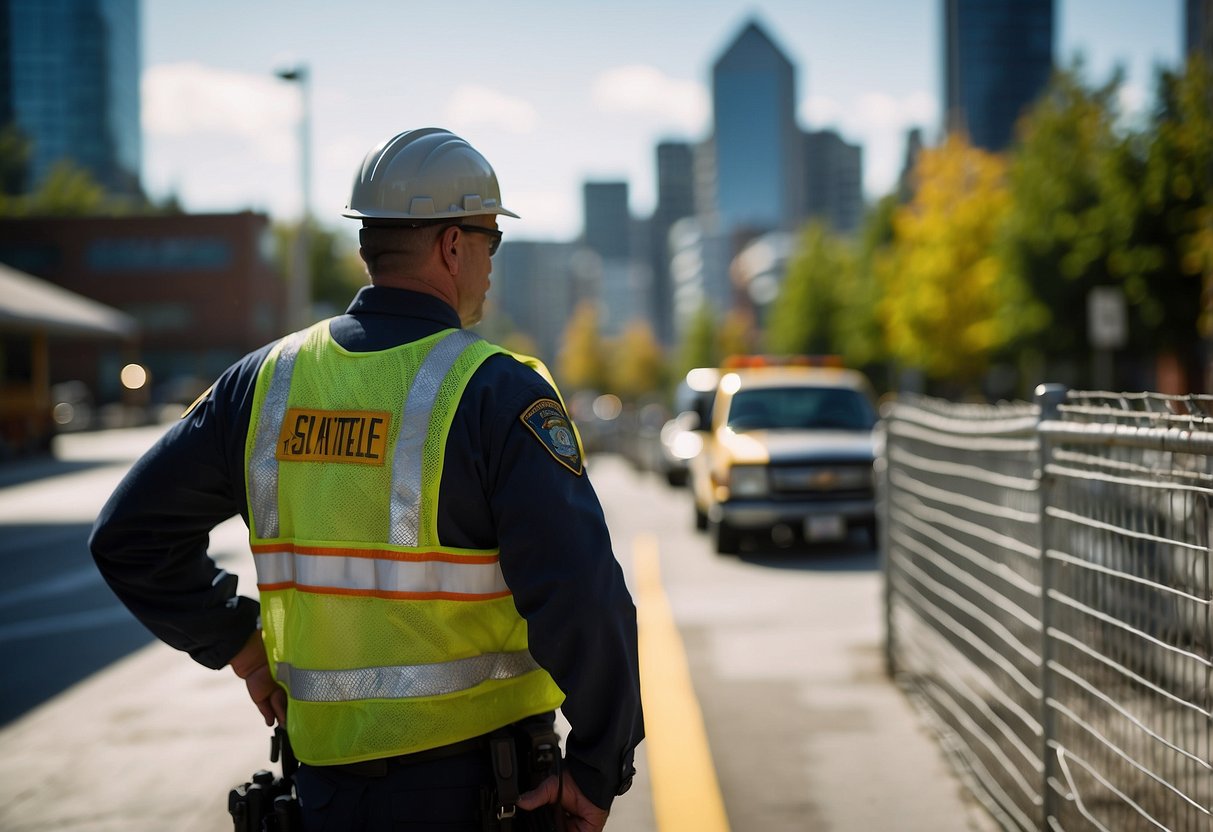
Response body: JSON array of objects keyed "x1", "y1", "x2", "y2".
[{"x1": 142, "y1": 1, "x2": 1183, "y2": 241}]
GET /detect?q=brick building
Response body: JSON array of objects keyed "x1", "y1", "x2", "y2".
[{"x1": 0, "y1": 212, "x2": 286, "y2": 403}]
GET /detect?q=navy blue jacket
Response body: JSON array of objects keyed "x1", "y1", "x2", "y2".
[{"x1": 90, "y1": 286, "x2": 643, "y2": 810}]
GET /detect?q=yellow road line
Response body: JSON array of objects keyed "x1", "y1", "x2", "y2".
[{"x1": 634, "y1": 533, "x2": 731, "y2": 832}]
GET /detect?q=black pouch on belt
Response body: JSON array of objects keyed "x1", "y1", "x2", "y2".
[{"x1": 484, "y1": 719, "x2": 563, "y2": 831}]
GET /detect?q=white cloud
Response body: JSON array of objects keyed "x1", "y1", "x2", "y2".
[
  {"x1": 444, "y1": 86, "x2": 538, "y2": 135},
  {"x1": 498, "y1": 189, "x2": 580, "y2": 241},
  {"x1": 803, "y1": 95, "x2": 844, "y2": 126},
  {"x1": 142, "y1": 62, "x2": 299, "y2": 159},
  {"x1": 1117, "y1": 81, "x2": 1149, "y2": 118},
  {"x1": 592, "y1": 65, "x2": 709, "y2": 133}
]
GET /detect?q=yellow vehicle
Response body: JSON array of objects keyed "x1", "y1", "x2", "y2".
[{"x1": 689, "y1": 361, "x2": 879, "y2": 554}]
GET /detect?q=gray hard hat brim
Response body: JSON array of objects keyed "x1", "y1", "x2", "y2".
[{"x1": 342, "y1": 206, "x2": 520, "y2": 221}]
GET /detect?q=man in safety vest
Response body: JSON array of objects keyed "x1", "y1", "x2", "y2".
[{"x1": 91, "y1": 128, "x2": 644, "y2": 831}]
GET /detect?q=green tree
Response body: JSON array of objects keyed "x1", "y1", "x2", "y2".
[
  {"x1": 274, "y1": 222, "x2": 368, "y2": 316},
  {"x1": 610, "y1": 319, "x2": 667, "y2": 400},
  {"x1": 675, "y1": 302, "x2": 720, "y2": 380},
  {"x1": 719, "y1": 309, "x2": 755, "y2": 359},
  {"x1": 767, "y1": 221, "x2": 855, "y2": 356},
  {"x1": 0, "y1": 159, "x2": 107, "y2": 216},
  {"x1": 845, "y1": 194, "x2": 898, "y2": 378},
  {"x1": 557, "y1": 301, "x2": 609, "y2": 391},
  {"x1": 882, "y1": 134, "x2": 1039, "y2": 386},
  {"x1": 999, "y1": 65, "x2": 1129, "y2": 377},
  {"x1": 1108, "y1": 56, "x2": 1213, "y2": 389},
  {"x1": 0, "y1": 123, "x2": 31, "y2": 196}
]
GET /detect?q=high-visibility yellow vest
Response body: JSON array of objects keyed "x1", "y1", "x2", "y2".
[{"x1": 244, "y1": 322, "x2": 565, "y2": 766}]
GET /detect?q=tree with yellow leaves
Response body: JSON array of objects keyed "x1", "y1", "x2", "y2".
[
  {"x1": 880, "y1": 134, "x2": 1042, "y2": 386},
  {"x1": 610, "y1": 319, "x2": 667, "y2": 400},
  {"x1": 556, "y1": 301, "x2": 609, "y2": 392}
]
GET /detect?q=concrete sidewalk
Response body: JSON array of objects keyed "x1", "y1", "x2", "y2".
[{"x1": 0, "y1": 639, "x2": 273, "y2": 832}]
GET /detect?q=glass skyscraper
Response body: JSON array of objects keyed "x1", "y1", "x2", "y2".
[
  {"x1": 0, "y1": 0, "x2": 141, "y2": 196},
  {"x1": 710, "y1": 20, "x2": 803, "y2": 238},
  {"x1": 582, "y1": 181, "x2": 631, "y2": 261},
  {"x1": 944, "y1": 0, "x2": 1054, "y2": 151}
]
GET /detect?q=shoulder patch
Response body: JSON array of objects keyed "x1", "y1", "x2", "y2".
[{"x1": 520, "y1": 398, "x2": 583, "y2": 475}]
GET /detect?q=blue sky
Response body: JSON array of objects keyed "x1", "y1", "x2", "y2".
[{"x1": 141, "y1": 0, "x2": 1183, "y2": 241}]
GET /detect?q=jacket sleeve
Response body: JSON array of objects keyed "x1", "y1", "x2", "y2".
[
  {"x1": 473, "y1": 362, "x2": 644, "y2": 811},
  {"x1": 88, "y1": 349, "x2": 268, "y2": 670}
]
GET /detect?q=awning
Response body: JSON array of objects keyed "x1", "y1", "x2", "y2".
[{"x1": 0, "y1": 262, "x2": 137, "y2": 339}]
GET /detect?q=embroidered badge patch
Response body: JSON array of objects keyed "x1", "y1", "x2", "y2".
[{"x1": 520, "y1": 398, "x2": 583, "y2": 475}]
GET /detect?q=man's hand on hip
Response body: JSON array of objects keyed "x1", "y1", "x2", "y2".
[
  {"x1": 229, "y1": 630, "x2": 288, "y2": 727},
  {"x1": 518, "y1": 770, "x2": 609, "y2": 832}
]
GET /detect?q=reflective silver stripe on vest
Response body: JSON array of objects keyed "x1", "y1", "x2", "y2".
[
  {"x1": 277, "y1": 650, "x2": 540, "y2": 702},
  {"x1": 390, "y1": 329, "x2": 482, "y2": 547},
  {"x1": 253, "y1": 549, "x2": 508, "y2": 596},
  {"x1": 249, "y1": 330, "x2": 308, "y2": 540}
]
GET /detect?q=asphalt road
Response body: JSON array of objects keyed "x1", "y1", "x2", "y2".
[
  {"x1": 0, "y1": 427, "x2": 172, "y2": 726},
  {"x1": 0, "y1": 424, "x2": 994, "y2": 831}
]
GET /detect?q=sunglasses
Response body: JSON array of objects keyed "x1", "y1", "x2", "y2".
[{"x1": 451, "y1": 224, "x2": 503, "y2": 256}]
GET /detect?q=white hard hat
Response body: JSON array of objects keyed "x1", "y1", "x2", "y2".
[{"x1": 342, "y1": 128, "x2": 519, "y2": 221}]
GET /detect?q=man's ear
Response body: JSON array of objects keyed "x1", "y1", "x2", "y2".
[{"x1": 440, "y1": 225, "x2": 461, "y2": 273}]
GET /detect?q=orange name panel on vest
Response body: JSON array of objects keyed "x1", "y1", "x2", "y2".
[{"x1": 277, "y1": 408, "x2": 392, "y2": 465}]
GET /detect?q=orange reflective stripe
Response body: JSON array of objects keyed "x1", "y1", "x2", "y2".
[{"x1": 263, "y1": 584, "x2": 514, "y2": 602}]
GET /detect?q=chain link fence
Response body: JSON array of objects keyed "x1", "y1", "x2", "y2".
[{"x1": 881, "y1": 387, "x2": 1212, "y2": 830}]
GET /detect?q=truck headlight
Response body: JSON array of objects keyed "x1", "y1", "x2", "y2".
[{"x1": 729, "y1": 465, "x2": 768, "y2": 497}]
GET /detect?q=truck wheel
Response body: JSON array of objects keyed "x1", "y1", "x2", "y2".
[
  {"x1": 694, "y1": 503, "x2": 708, "y2": 531},
  {"x1": 712, "y1": 519, "x2": 741, "y2": 555}
]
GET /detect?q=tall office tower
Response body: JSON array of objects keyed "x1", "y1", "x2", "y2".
[
  {"x1": 582, "y1": 181, "x2": 631, "y2": 260},
  {"x1": 581, "y1": 180, "x2": 647, "y2": 338},
  {"x1": 1188, "y1": 0, "x2": 1213, "y2": 60},
  {"x1": 649, "y1": 141, "x2": 695, "y2": 344},
  {"x1": 0, "y1": 0, "x2": 141, "y2": 196},
  {"x1": 804, "y1": 129, "x2": 864, "y2": 235},
  {"x1": 490, "y1": 240, "x2": 579, "y2": 363},
  {"x1": 668, "y1": 217, "x2": 733, "y2": 344},
  {"x1": 944, "y1": 0, "x2": 1054, "y2": 151},
  {"x1": 897, "y1": 128, "x2": 925, "y2": 202},
  {"x1": 710, "y1": 19, "x2": 804, "y2": 238}
]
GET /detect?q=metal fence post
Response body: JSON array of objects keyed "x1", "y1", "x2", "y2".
[
  {"x1": 1035, "y1": 383, "x2": 1066, "y2": 830},
  {"x1": 879, "y1": 402, "x2": 896, "y2": 679}
]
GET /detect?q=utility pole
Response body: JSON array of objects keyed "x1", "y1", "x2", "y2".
[{"x1": 275, "y1": 65, "x2": 312, "y2": 330}]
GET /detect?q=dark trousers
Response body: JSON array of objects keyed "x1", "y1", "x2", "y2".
[
  {"x1": 294, "y1": 728, "x2": 558, "y2": 831},
  {"x1": 296, "y1": 752, "x2": 489, "y2": 831}
]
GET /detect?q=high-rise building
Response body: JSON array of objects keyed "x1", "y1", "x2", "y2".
[
  {"x1": 655, "y1": 142, "x2": 696, "y2": 227},
  {"x1": 580, "y1": 180, "x2": 650, "y2": 339},
  {"x1": 0, "y1": 0, "x2": 141, "y2": 196},
  {"x1": 582, "y1": 181, "x2": 631, "y2": 260},
  {"x1": 668, "y1": 217, "x2": 733, "y2": 343},
  {"x1": 649, "y1": 141, "x2": 696, "y2": 344},
  {"x1": 944, "y1": 0, "x2": 1054, "y2": 151},
  {"x1": 1188, "y1": 0, "x2": 1213, "y2": 60},
  {"x1": 897, "y1": 128, "x2": 925, "y2": 202},
  {"x1": 710, "y1": 19, "x2": 803, "y2": 237},
  {"x1": 804, "y1": 129, "x2": 864, "y2": 235},
  {"x1": 489, "y1": 240, "x2": 580, "y2": 363}
]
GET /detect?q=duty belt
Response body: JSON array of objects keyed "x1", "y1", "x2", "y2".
[{"x1": 322, "y1": 734, "x2": 490, "y2": 777}]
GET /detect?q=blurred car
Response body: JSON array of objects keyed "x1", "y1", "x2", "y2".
[
  {"x1": 689, "y1": 362, "x2": 878, "y2": 554},
  {"x1": 658, "y1": 368, "x2": 719, "y2": 487}
]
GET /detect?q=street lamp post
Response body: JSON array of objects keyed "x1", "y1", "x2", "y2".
[{"x1": 276, "y1": 65, "x2": 312, "y2": 331}]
